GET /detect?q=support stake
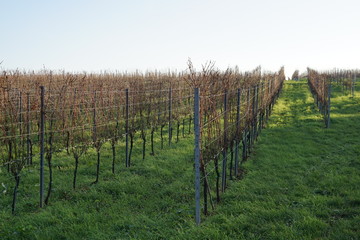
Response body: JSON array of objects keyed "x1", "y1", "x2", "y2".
[
  {"x1": 194, "y1": 88, "x2": 201, "y2": 225},
  {"x1": 39, "y1": 86, "x2": 45, "y2": 208}
]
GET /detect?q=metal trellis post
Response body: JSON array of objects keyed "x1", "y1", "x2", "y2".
[
  {"x1": 194, "y1": 88, "x2": 201, "y2": 225},
  {"x1": 234, "y1": 88, "x2": 241, "y2": 177},
  {"x1": 221, "y1": 90, "x2": 228, "y2": 192},
  {"x1": 326, "y1": 82, "x2": 331, "y2": 128},
  {"x1": 125, "y1": 89, "x2": 130, "y2": 167},
  {"x1": 169, "y1": 87, "x2": 172, "y2": 145},
  {"x1": 39, "y1": 86, "x2": 45, "y2": 208}
]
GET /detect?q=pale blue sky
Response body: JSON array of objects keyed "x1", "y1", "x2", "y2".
[{"x1": 1, "y1": 0, "x2": 359, "y2": 77}]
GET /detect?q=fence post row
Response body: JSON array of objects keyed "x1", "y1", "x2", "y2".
[
  {"x1": 193, "y1": 88, "x2": 201, "y2": 226},
  {"x1": 39, "y1": 86, "x2": 45, "y2": 208}
]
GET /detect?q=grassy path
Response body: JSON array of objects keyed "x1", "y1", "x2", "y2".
[{"x1": 184, "y1": 81, "x2": 360, "y2": 239}]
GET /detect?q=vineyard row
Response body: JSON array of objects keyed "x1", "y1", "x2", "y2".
[{"x1": 1, "y1": 64, "x2": 285, "y2": 223}]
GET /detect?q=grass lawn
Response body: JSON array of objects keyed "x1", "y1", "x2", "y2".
[{"x1": 0, "y1": 80, "x2": 359, "y2": 239}]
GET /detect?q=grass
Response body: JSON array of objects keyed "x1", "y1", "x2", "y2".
[
  {"x1": 183, "y1": 81, "x2": 360, "y2": 239},
  {"x1": 0, "y1": 127, "x2": 197, "y2": 239},
  {"x1": 0, "y1": 80, "x2": 359, "y2": 239}
]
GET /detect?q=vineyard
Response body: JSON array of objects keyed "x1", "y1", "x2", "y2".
[
  {"x1": 0, "y1": 63, "x2": 284, "y2": 215},
  {"x1": 0, "y1": 65, "x2": 359, "y2": 239},
  {"x1": 307, "y1": 68, "x2": 358, "y2": 128}
]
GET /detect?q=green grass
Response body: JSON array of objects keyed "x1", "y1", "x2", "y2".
[
  {"x1": 183, "y1": 81, "x2": 360, "y2": 239},
  {"x1": 0, "y1": 127, "x2": 197, "y2": 239},
  {"x1": 0, "y1": 80, "x2": 359, "y2": 239}
]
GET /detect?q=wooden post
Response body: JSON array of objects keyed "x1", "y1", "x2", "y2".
[
  {"x1": 39, "y1": 86, "x2": 45, "y2": 208},
  {"x1": 194, "y1": 88, "x2": 201, "y2": 225}
]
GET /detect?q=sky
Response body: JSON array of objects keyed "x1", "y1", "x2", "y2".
[{"x1": 1, "y1": 0, "x2": 359, "y2": 77}]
